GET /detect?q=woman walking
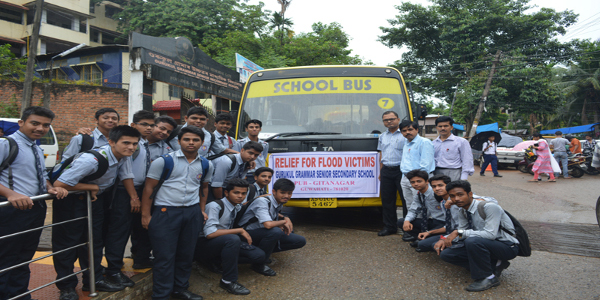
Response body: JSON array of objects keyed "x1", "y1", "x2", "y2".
[{"x1": 529, "y1": 133, "x2": 555, "y2": 182}]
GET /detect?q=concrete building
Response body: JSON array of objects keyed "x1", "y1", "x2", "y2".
[{"x1": 0, "y1": 0, "x2": 123, "y2": 56}]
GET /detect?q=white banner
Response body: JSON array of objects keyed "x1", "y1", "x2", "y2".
[
  {"x1": 268, "y1": 152, "x2": 380, "y2": 198},
  {"x1": 235, "y1": 53, "x2": 263, "y2": 83}
]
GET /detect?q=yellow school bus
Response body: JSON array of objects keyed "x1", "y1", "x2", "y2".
[{"x1": 235, "y1": 66, "x2": 415, "y2": 208}]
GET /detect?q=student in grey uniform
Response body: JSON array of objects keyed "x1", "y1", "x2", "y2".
[
  {"x1": 62, "y1": 108, "x2": 120, "y2": 162},
  {"x1": 244, "y1": 167, "x2": 273, "y2": 204},
  {"x1": 130, "y1": 115, "x2": 178, "y2": 269},
  {"x1": 53, "y1": 126, "x2": 140, "y2": 300},
  {"x1": 234, "y1": 119, "x2": 269, "y2": 183},
  {"x1": 211, "y1": 141, "x2": 263, "y2": 200},
  {"x1": 398, "y1": 170, "x2": 445, "y2": 248},
  {"x1": 211, "y1": 113, "x2": 237, "y2": 154},
  {"x1": 436, "y1": 180, "x2": 519, "y2": 292},
  {"x1": 196, "y1": 178, "x2": 266, "y2": 295},
  {"x1": 237, "y1": 178, "x2": 306, "y2": 277},
  {"x1": 104, "y1": 110, "x2": 155, "y2": 287},
  {"x1": 0, "y1": 107, "x2": 69, "y2": 300},
  {"x1": 141, "y1": 126, "x2": 211, "y2": 300},
  {"x1": 412, "y1": 174, "x2": 454, "y2": 252},
  {"x1": 168, "y1": 107, "x2": 236, "y2": 157}
]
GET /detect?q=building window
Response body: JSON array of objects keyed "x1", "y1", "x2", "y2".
[
  {"x1": 91, "y1": 29, "x2": 100, "y2": 43},
  {"x1": 105, "y1": 5, "x2": 120, "y2": 19},
  {"x1": 425, "y1": 125, "x2": 437, "y2": 135},
  {"x1": 0, "y1": 7, "x2": 23, "y2": 24},
  {"x1": 169, "y1": 85, "x2": 182, "y2": 98},
  {"x1": 152, "y1": 81, "x2": 156, "y2": 93},
  {"x1": 89, "y1": 4, "x2": 95, "y2": 14},
  {"x1": 46, "y1": 10, "x2": 73, "y2": 30},
  {"x1": 102, "y1": 32, "x2": 117, "y2": 44},
  {"x1": 79, "y1": 19, "x2": 87, "y2": 33},
  {"x1": 79, "y1": 64, "x2": 102, "y2": 84}
]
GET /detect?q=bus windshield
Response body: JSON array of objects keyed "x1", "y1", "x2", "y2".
[{"x1": 239, "y1": 76, "x2": 409, "y2": 139}]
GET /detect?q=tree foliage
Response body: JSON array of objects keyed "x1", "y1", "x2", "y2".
[{"x1": 0, "y1": 44, "x2": 27, "y2": 78}]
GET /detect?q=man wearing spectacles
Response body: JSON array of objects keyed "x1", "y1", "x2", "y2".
[{"x1": 377, "y1": 111, "x2": 407, "y2": 237}]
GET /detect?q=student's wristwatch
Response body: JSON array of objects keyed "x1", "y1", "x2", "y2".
[{"x1": 457, "y1": 229, "x2": 464, "y2": 239}]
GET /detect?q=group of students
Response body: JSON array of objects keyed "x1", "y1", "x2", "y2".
[{"x1": 0, "y1": 106, "x2": 305, "y2": 300}]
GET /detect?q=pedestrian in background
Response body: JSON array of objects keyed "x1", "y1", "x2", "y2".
[
  {"x1": 549, "y1": 131, "x2": 571, "y2": 178},
  {"x1": 529, "y1": 134, "x2": 555, "y2": 182},
  {"x1": 480, "y1": 136, "x2": 502, "y2": 177},
  {"x1": 567, "y1": 135, "x2": 581, "y2": 154}
]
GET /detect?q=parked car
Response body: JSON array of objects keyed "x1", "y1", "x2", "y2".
[{"x1": 0, "y1": 118, "x2": 60, "y2": 170}]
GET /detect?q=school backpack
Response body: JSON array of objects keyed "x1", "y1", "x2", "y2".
[
  {"x1": 149, "y1": 153, "x2": 211, "y2": 200},
  {"x1": 470, "y1": 200, "x2": 532, "y2": 257},
  {"x1": 165, "y1": 125, "x2": 216, "y2": 151},
  {"x1": 234, "y1": 196, "x2": 273, "y2": 229},
  {"x1": 0, "y1": 137, "x2": 18, "y2": 190},
  {"x1": 48, "y1": 150, "x2": 109, "y2": 184}
]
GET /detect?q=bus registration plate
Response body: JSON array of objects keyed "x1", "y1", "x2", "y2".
[{"x1": 309, "y1": 198, "x2": 337, "y2": 208}]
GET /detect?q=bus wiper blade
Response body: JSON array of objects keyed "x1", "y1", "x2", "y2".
[{"x1": 264, "y1": 132, "x2": 342, "y2": 141}]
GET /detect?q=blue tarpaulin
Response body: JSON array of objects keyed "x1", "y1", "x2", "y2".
[
  {"x1": 540, "y1": 123, "x2": 599, "y2": 135},
  {"x1": 476, "y1": 122, "x2": 500, "y2": 134},
  {"x1": 454, "y1": 124, "x2": 464, "y2": 130}
]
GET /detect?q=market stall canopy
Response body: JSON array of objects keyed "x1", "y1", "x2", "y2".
[
  {"x1": 476, "y1": 122, "x2": 500, "y2": 134},
  {"x1": 540, "y1": 123, "x2": 599, "y2": 135}
]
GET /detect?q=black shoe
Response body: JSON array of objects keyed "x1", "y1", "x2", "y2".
[
  {"x1": 206, "y1": 262, "x2": 223, "y2": 274},
  {"x1": 377, "y1": 228, "x2": 397, "y2": 236},
  {"x1": 402, "y1": 233, "x2": 416, "y2": 242},
  {"x1": 132, "y1": 260, "x2": 153, "y2": 269},
  {"x1": 83, "y1": 279, "x2": 124, "y2": 292},
  {"x1": 251, "y1": 264, "x2": 276, "y2": 276},
  {"x1": 107, "y1": 272, "x2": 135, "y2": 287},
  {"x1": 59, "y1": 288, "x2": 78, "y2": 300},
  {"x1": 494, "y1": 174, "x2": 503, "y2": 177},
  {"x1": 480, "y1": 173, "x2": 485, "y2": 176},
  {"x1": 220, "y1": 281, "x2": 251, "y2": 295},
  {"x1": 495, "y1": 260, "x2": 511, "y2": 277},
  {"x1": 466, "y1": 277, "x2": 500, "y2": 292},
  {"x1": 409, "y1": 241, "x2": 419, "y2": 248},
  {"x1": 171, "y1": 289, "x2": 203, "y2": 300}
]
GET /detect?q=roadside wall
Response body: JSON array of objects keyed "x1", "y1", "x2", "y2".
[{"x1": 0, "y1": 80, "x2": 129, "y2": 147}]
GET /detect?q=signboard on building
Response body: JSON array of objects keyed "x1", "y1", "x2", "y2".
[
  {"x1": 130, "y1": 32, "x2": 243, "y2": 101},
  {"x1": 235, "y1": 53, "x2": 263, "y2": 83},
  {"x1": 268, "y1": 152, "x2": 380, "y2": 198}
]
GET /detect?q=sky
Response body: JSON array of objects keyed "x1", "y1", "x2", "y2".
[{"x1": 247, "y1": 0, "x2": 600, "y2": 66}]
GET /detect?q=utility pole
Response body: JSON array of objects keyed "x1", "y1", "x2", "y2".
[
  {"x1": 21, "y1": 0, "x2": 44, "y2": 113},
  {"x1": 467, "y1": 50, "x2": 501, "y2": 138},
  {"x1": 449, "y1": 82, "x2": 459, "y2": 118}
]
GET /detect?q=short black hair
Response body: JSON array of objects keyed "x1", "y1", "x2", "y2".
[
  {"x1": 109, "y1": 125, "x2": 141, "y2": 142},
  {"x1": 186, "y1": 107, "x2": 208, "y2": 118},
  {"x1": 445, "y1": 180, "x2": 472, "y2": 193},
  {"x1": 382, "y1": 111, "x2": 398, "y2": 118},
  {"x1": 95, "y1": 108, "x2": 120, "y2": 121},
  {"x1": 225, "y1": 178, "x2": 250, "y2": 192},
  {"x1": 585, "y1": 133, "x2": 593, "y2": 138},
  {"x1": 429, "y1": 174, "x2": 451, "y2": 185},
  {"x1": 21, "y1": 106, "x2": 55, "y2": 122},
  {"x1": 405, "y1": 169, "x2": 429, "y2": 181},
  {"x1": 215, "y1": 113, "x2": 233, "y2": 123},
  {"x1": 245, "y1": 119, "x2": 262, "y2": 129},
  {"x1": 532, "y1": 133, "x2": 542, "y2": 138},
  {"x1": 555, "y1": 131, "x2": 562, "y2": 136},
  {"x1": 155, "y1": 115, "x2": 177, "y2": 129},
  {"x1": 435, "y1": 116, "x2": 454, "y2": 126},
  {"x1": 178, "y1": 126, "x2": 205, "y2": 142},
  {"x1": 273, "y1": 178, "x2": 295, "y2": 192},
  {"x1": 400, "y1": 120, "x2": 419, "y2": 131},
  {"x1": 254, "y1": 167, "x2": 274, "y2": 177},
  {"x1": 132, "y1": 110, "x2": 155, "y2": 123},
  {"x1": 242, "y1": 141, "x2": 264, "y2": 153}
]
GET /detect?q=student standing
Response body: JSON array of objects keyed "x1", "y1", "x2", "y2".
[
  {"x1": 432, "y1": 116, "x2": 474, "y2": 181},
  {"x1": 142, "y1": 126, "x2": 212, "y2": 300},
  {"x1": 211, "y1": 142, "x2": 262, "y2": 200},
  {"x1": 196, "y1": 178, "x2": 266, "y2": 295},
  {"x1": 53, "y1": 126, "x2": 140, "y2": 300},
  {"x1": 237, "y1": 178, "x2": 306, "y2": 277},
  {"x1": 212, "y1": 113, "x2": 237, "y2": 153},
  {"x1": 376, "y1": 111, "x2": 406, "y2": 236},
  {"x1": 0, "y1": 107, "x2": 68, "y2": 300},
  {"x1": 234, "y1": 119, "x2": 269, "y2": 183},
  {"x1": 62, "y1": 108, "x2": 120, "y2": 161},
  {"x1": 435, "y1": 180, "x2": 519, "y2": 292},
  {"x1": 480, "y1": 136, "x2": 502, "y2": 177},
  {"x1": 399, "y1": 120, "x2": 435, "y2": 241}
]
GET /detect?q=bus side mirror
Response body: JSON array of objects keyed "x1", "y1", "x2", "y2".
[{"x1": 415, "y1": 104, "x2": 427, "y2": 121}]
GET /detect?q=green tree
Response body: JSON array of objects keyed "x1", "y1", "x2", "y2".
[
  {"x1": 0, "y1": 44, "x2": 27, "y2": 78},
  {"x1": 379, "y1": 0, "x2": 577, "y2": 129}
]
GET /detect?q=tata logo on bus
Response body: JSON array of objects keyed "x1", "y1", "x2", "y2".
[
  {"x1": 273, "y1": 79, "x2": 372, "y2": 93},
  {"x1": 312, "y1": 146, "x2": 334, "y2": 151}
]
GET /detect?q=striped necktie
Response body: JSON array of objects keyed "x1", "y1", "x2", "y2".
[
  {"x1": 419, "y1": 193, "x2": 428, "y2": 232},
  {"x1": 444, "y1": 201, "x2": 453, "y2": 234},
  {"x1": 32, "y1": 144, "x2": 47, "y2": 194}
]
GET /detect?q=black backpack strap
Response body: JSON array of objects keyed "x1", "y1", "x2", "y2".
[
  {"x1": 226, "y1": 154, "x2": 237, "y2": 173},
  {"x1": 81, "y1": 151, "x2": 109, "y2": 182},
  {"x1": 80, "y1": 134, "x2": 94, "y2": 152},
  {"x1": 0, "y1": 137, "x2": 19, "y2": 190},
  {"x1": 215, "y1": 199, "x2": 225, "y2": 219},
  {"x1": 240, "y1": 198, "x2": 272, "y2": 229},
  {"x1": 247, "y1": 184, "x2": 257, "y2": 202}
]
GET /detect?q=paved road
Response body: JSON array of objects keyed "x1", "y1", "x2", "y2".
[{"x1": 187, "y1": 168, "x2": 600, "y2": 299}]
